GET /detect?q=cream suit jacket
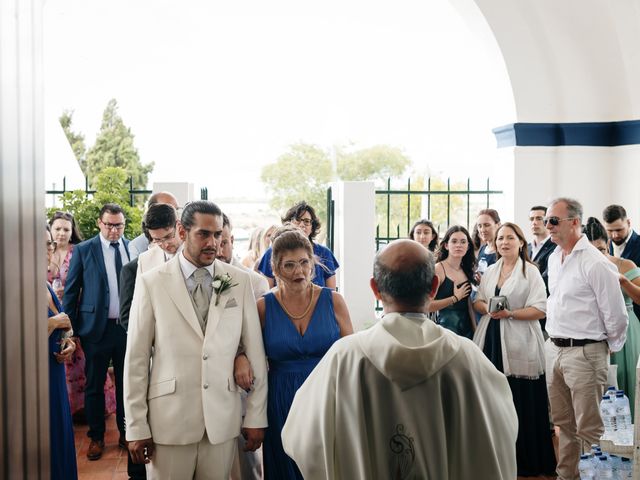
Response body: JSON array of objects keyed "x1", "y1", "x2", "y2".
[
  {"x1": 124, "y1": 255, "x2": 268, "y2": 445},
  {"x1": 136, "y1": 244, "x2": 168, "y2": 274}
]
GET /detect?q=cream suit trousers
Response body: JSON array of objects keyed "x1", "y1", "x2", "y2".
[{"x1": 146, "y1": 433, "x2": 235, "y2": 480}]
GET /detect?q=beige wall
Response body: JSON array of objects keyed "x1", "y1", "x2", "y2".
[{"x1": 0, "y1": 0, "x2": 49, "y2": 478}]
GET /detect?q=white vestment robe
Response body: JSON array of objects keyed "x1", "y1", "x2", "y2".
[{"x1": 282, "y1": 312, "x2": 518, "y2": 480}]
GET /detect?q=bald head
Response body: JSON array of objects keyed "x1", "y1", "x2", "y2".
[
  {"x1": 372, "y1": 239, "x2": 436, "y2": 310},
  {"x1": 148, "y1": 191, "x2": 179, "y2": 209}
]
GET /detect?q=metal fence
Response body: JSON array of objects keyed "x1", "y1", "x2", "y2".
[
  {"x1": 325, "y1": 177, "x2": 503, "y2": 252},
  {"x1": 46, "y1": 176, "x2": 152, "y2": 207},
  {"x1": 46, "y1": 176, "x2": 210, "y2": 207},
  {"x1": 374, "y1": 177, "x2": 503, "y2": 249}
]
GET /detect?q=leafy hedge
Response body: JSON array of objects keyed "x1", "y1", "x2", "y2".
[{"x1": 47, "y1": 167, "x2": 143, "y2": 241}]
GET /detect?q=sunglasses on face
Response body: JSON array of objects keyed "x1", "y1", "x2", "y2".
[{"x1": 543, "y1": 216, "x2": 575, "y2": 227}]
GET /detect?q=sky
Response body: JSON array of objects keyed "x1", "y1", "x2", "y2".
[{"x1": 43, "y1": 0, "x2": 516, "y2": 200}]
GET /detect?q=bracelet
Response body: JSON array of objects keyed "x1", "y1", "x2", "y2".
[{"x1": 451, "y1": 294, "x2": 459, "y2": 304}]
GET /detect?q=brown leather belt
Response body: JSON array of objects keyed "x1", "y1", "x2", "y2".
[{"x1": 550, "y1": 337, "x2": 603, "y2": 347}]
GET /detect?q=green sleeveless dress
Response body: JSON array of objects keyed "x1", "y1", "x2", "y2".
[{"x1": 612, "y1": 267, "x2": 640, "y2": 415}]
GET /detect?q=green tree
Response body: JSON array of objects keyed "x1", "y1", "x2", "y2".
[
  {"x1": 59, "y1": 110, "x2": 87, "y2": 173},
  {"x1": 84, "y1": 99, "x2": 153, "y2": 192},
  {"x1": 336, "y1": 144, "x2": 410, "y2": 181},
  {"x1": 48, "y1": 167, "x2": 142, "y2": 240},
  {"x1": 375, "y1": 176, "x2": 467, "y2": 242},
  {"x1": 261, "y1": 143, "x2": 334, "y2": 223}
]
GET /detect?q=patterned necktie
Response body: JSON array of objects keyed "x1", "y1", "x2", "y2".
[
  {"x1": 110, "y1": 242, "x2": 122, "y2": 289},
  {"x1": 191, "y1": 268, "x2": 210, "y2": 328}
]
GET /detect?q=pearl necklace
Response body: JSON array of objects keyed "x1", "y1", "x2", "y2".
[{"x1": 277, "y1": 284, "x2": 315, "y2": 320}]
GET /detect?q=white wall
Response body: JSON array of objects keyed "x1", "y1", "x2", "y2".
[
  {"x1": 332, "y1": 181, "x2": 377, "y2": 331},
  {"x1": 473, "y1": 0, "x2": 640, "y2": 121}
]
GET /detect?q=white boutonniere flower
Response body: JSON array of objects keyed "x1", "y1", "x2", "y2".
[{"x1": 213, "y1": 273, "x2": 238, "y2": 306}]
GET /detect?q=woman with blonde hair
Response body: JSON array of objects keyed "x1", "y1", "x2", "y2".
[
  {"x1": 241, "y1": 226, "x2": 264, "y2": 269},
  {"x1": 258, "y1": 225, "x2": 352, "y2": 479}
]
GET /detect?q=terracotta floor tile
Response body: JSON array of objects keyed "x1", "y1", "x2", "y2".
[{"x1": 81, "y1": 472, "x2": 115, "y2": 480}]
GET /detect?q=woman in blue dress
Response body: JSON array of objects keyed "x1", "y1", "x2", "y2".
[
  {"x1": 258, "y1": 201, "x2": 339, "y2": 289},
  {"x1": 46, "y1": 225, "x2": 78, "y2": 480},
  {"x1": 257, "y1": 226, "x2": 353, "y2": 479}
]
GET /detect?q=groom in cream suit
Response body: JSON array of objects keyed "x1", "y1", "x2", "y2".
[{"x1": 124, "y1": 201, "x2": 268, "y2": 479}]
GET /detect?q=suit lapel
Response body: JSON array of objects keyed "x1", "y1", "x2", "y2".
[
  {"x1": 160, "y1": 256, "x2": 204, "y2": 339},
  {"x1": 622, "y1": 231, "x2": 639, "y2": 260},
  {"x1": 122, "y1": 237, "x2": 131, "y2": 262},
  {"x1": 204, "y1": 259, "x2": 230, "y2": 337},
  {"x1": 533, "y1": 239, "x2": 554, "y2": 262},
  {"x1": 90, "y1": 235, "x2": 109, "y2": 283}
]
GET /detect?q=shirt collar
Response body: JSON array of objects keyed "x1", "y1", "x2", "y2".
[
  {"x1": 533, "y1": 236, "x2": 551, "y2": 248},
  {"x1": 179, "y1": 251, "x2": 215, "y2": 279},
  {"x1": 100, "y1": 235, "x2": 121, "y2": 248},
  {"x1": 571, "y1": 234, "x2": 591, "y2": 252},
  {"x1": 613, "y1": 232, "x2": 632, "y2": 256}
]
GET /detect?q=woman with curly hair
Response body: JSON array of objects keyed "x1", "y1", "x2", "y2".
[{"x1": 258, "y1": 201, "x2": 339, "y2": 289}]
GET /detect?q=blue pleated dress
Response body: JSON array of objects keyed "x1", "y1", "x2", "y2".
[
  {"x1": 262, "y1": 287, "x2": 340, "y2": 480},
  {"x1": 48, "y1": 283, "x2": 78, "y2": 480}
]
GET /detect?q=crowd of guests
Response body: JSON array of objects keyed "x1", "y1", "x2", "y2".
[{"x1": 44, "y1": 194, "x2": 640, "y2": 480}]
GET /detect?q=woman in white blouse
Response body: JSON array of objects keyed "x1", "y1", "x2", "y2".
[{"x1": 473, "y1": 222, "x2": 556, "y2": 477}]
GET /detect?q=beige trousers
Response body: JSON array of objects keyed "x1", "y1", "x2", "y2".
[
  {"x1": 545, "y1": 339, "x2": 607, "y2": 480},
  {"x1": 146, "y1": 434, "x2": 236, "y2": 480}
]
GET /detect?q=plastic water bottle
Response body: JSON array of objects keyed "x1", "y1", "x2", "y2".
[
  {"x1": 600, "y1": 396, "x2": 617, "y2": 439},
  {"x1": 605, "y1": 386, "x2": 617, "y2": 400},
  {"x1": 619, "y1": 457, "x2": 632, "y2": 479},
  {"x1": 609, "y1": 455, "x2": 620, "y2": 478},
  {"x1": 579, "y1": 454, "x2": 596, "y2": 479},
  {"x1": 614, "y1": 392, "x2": 633, "y2": 444},
  {"x1": 596, "y1": 455, "x2": 613, "y2": 479}
]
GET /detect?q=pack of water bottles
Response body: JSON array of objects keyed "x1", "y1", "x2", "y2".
[
  {"x1": 600, "y1": 387, "x2": 634, "y2": 445},
  {"x1": 579, "y1": 445, "x2": 633, "y2": 479}
]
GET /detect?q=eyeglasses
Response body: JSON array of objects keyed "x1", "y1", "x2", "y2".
[
  {"x1": 281, "y1": 258, "x2": 312, "y2": 274},
  {"x1": 150, "y1": 227, "x2": 177, "y2": 245},
  {"x1": 543, "y1": 216, "x2": 576, "y2": 227},
  {"x1": 295, "y1": 218, "x2": 312, "y2": 226},
  {"x1": 47, "y1": 240, "x2": 57, "y2": 252},
  {"x1": 101, "y1": 221, "x2": 125, "y2": 231}
]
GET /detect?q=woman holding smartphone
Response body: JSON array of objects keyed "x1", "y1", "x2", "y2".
[
  {"x1": 428, "y1": 226, "x2": 476, "y2": 338},
  {"x1": 472, "y1": 222, "x2": 555, "y2": 477}
]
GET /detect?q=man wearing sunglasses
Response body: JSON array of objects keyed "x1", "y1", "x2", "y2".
[
  {"x1": 63, "y1": 203, "x2": 131, "y2": 461},
  {"x1": 603, "y1": 204, "x2": 640, "y2": 320},
  {"x1": 544, "y1": 198, "x2": 628, "y2": 480}
]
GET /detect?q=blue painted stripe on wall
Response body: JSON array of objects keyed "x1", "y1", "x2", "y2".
[{"x1": 492, "y1": 120, "x2": 640, "y2": 148}]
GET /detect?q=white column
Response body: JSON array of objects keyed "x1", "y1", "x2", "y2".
[
  {"x1": 332, "y1": 182, "x2": 376, "y2": 331},
  {"x1": 152, "y1": 182, "x2": 196, "y2": 206}
]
